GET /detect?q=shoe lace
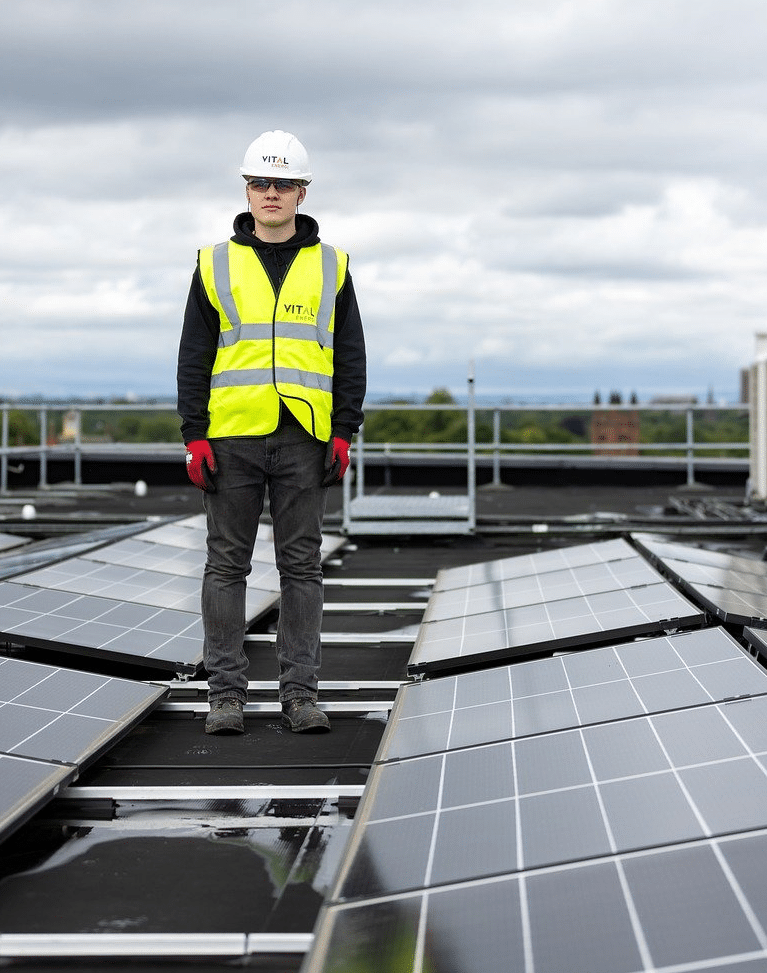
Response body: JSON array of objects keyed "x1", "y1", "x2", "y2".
[{"x1": 214, "y1": 697, "x2": 241, "y2": 710}]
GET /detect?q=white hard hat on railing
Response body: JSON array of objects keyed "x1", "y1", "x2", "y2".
[{"x1": 239, "y1": 130, "x2": 312, "y2": 185}]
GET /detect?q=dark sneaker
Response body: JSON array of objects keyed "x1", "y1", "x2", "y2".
[
  {"x1": 205, "y1": 697, "x2": 244, "y2": 735},
  {"x1": 281, "y1": 698, "x2": 331, "y2": 734}
]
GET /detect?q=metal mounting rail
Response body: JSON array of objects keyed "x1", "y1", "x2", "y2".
[
  {"x1": 58, "y1": 785, "x2": 366, "y2": 801},
  {"x1": 158, "y1": 700, "x2": 394, "y2": 715},
  {"x1": 162, "y1": 678, "x2": 404, "y2": 692},
  {"x1": 0, "y1": 933, "x2": 313, "y2": 958},
  {"x1": 323, "y1": 577, "x2": 434, "y2": 587},
  {"x1": 321, "y1": 601, "x2": 428, "y2": 612},
  {"x1": 246, "y1": 632, "x2": 417, "y2": 644}
]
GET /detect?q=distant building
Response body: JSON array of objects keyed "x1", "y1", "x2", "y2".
[
  {"x1": 590, "y1": 410, "x2": 640, "y2": 456},
  {"x1": 59, "y1": 410, "x2": 81, "y2": 442},
  {"x1": 58, "y1": 410, "x2": 111, "y2": 444},
  {"x1": 648, "y1": 395, "x2": 699, "y2": 406}
]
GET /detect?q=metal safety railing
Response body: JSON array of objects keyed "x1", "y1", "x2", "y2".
[
  {"x1": 351, "y1": 401, "x2": 749, "y2": 492},
  {"x1": 0, "y1": 401, "x2": 179, "y2": 493},
  {"x1": 0, "y1": 399, "x2": 750, "y2": 495}
]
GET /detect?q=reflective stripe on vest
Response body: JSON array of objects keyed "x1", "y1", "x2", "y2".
[
  {"x1": 210, "y1": 367, "x2": 333, "y2": 392},
  {"x1": 198, "y1": 239, "x2": 347, "y2": 440},
  {"x1": 211, "y1": 241, "x2": 337, "y2": 351}
]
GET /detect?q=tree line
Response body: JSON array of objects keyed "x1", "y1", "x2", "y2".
[{"x1": 2, "y1": 390, "x2": 749, "y2": 457}]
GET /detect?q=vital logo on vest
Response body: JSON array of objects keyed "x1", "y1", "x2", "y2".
[{"x1": 284, "y1": 303, "x2": 316, "y2": 322}]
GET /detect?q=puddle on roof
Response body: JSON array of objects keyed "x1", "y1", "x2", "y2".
[{"x1": 0, "y1": 814, "x2": 352, "y2": 934}]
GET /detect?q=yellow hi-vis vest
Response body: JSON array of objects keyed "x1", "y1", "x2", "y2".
[{"x1": 198, "y1": 240, "x2": 348, "y2": 442}]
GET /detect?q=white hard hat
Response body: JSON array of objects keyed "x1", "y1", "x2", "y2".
[{"x1": 239, "y1": 130, "x2": 312, "y2": 185}]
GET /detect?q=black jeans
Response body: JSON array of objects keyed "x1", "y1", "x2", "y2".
[{"x1": 201, "y1": 426, "x2": 327, "y2": 704}]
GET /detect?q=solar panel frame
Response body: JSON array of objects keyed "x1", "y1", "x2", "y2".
[
  {"x1": 0, "y1": 533, "x2": 29, "y2": 553},
  {"x1": 0, "y1": 581, "x2": 203, "y2": 673},
  {"x1": 744, "y1": 626, "x2": 767, "y2": 659},
  {"x1": 0, "y1": 656, "x2": 168, "y2": 766},
  {"x1": 0, "y1": 655, "x2": 167, "y2": 843},
  {"x1": 0, "y1": 753, "x2": 75, "y2": 844},
  {"x1": 684, "y1": 583, "x2": 767, "y2": 627},
  {"x1": 381, "y1": 628, "x2": 767, "y2": 762},
  {"x1": 408, "y1": 580, "x2": 705, "y2": 677}
]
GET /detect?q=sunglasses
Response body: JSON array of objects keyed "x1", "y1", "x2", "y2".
[{"x1": 246, "y1": 177, "x2": 300, "y2": 193}]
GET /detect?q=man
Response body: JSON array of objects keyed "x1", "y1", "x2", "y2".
[{"x1": 177, "y1": 130, "x2": 366, "y2": 735}]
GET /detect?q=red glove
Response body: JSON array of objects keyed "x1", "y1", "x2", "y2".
[
  {"x1": 185, "y1": 440, "x2": 217, "y2": 492},
  {"x1": 321, "y1": 436, "x2": 350, "y2": 487}
]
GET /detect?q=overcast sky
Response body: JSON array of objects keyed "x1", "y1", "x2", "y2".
[{"x1": 2, "y1": 0, "x2": 766, "y2": 404}]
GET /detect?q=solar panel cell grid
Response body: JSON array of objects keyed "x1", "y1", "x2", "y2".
[
  {"x1": 433, "y1": 537, "x2": 638, "y2": 592},
  {"x1": 309, "y1": 831, "x2": 767, "y2": 973},
  {"x1": 333, "y1": 693, "x2": 767, "y2": 895},
  {"x1": 690, "y1": 583, "x2": 767, "y2": 624},
  {"x1": 385, "y1": 629, "x2": 766, "y2": 761},
  {"x1": 0, "y1": 580, "x2": 203, "y2": 671},
  {"x1": 0, "y1": 656, "x2": 167, "y2": 842},
  {"x1": 0, "y1": 656, "x2": 166, "y2": 765},
  {"x1": 633, "y1": 534, "x2": 767, "y2": 580},
  {"x1": 423, "y1": 556, "x2": 664, "y2": 622},
  {"x1": 409, "y1": 581, "x2": 705, "y2": 675}
]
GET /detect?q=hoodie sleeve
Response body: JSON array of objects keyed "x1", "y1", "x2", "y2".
[
  {"x1": 331, "y1": 266, "x2": 367, "y2": 441},
  {"x1": 176, "y1": 263, "x2": 219, "y2": 444}
]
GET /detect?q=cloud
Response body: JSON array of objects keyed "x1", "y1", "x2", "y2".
[{"x1": 1, "y1": 0, "x2": 767, "y2": 403}]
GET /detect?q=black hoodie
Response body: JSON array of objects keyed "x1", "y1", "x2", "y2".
[{"x1": 176, "y1": 212, "x2": 366, "y2": 444}]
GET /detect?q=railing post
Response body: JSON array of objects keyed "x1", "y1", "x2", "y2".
[
  {"x1": 74, "y1": 408, "x2": 82, "y2": 486},
  {"x1": 467, "y1": 361, "x2": 476, "y2": 530},
  {"x1": 1, "y1": 405, "x2": 8, "y2": 495},
  {"x1": 492, "y1": 408, "x2": 501, "y2": 487},
  {"x1": 685, "y1": 407, "x2": 696, "y2": 487},
  {"x1": 356, "y1": 426, "x2": 365, "y2": 498},
  {"x1": 38, "y1": 407, "x2": 48, "y2": 489},
  {"x1": 342, "y1": 455, "x2": 351, "y2": 532}
]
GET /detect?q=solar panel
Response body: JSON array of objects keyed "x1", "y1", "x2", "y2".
[
  {"x1": 85, "y1": 535, "x2": 282, "y2": 573},
  {"x1": 0, "y1": 514, "x2": 345, "y2": 672},
  {"x1": 14, "y1": 556, "x2": 279, "y2": 614},
  {"x1": 0, "y1": 656, "x2": 167, "y2": 765},
  {"x1": 633, "y1": 533, "x2": 767, "y2": 580},
  {"x1": 82, "y1": 537, "x2": 207, "y2": 576},
  {"x1": 379, "y1": 628, "x2": 767, "y2": 761},
  {"x1": 135, "y1": 520, "x2": 208, "y2": 549},
  {"x1": 409, "y1": 581, "x2": 705, "y2": 676},
  {"x1": 433, "y1": 537, "x2": 638, "y2": 592},
  {"x1": 627, "y1": 534, "x2": 767, "y2": 627},
  {"x1": 0, "y1": 655, "x2": 166, "y2": 841},
  {"x1": 652, "y1": 556, "x2": 767, "y2": 596},
  {"x1": 137, "y1": 517, "x2": 345, "y2": 557},
  {"x1": 745, "y1": 627, "x2": 767, "y2": 659},
  {"x1": 685, "y1": 583, "x2": 767, "y2": 626},
  {"x1": 423, "y1": 555, "x2": 664, "y2": 623},
  {"x1": 0, "y1": 581, "x2": 203, "y2": 672},
  {"x1": 332, "y1": 692, "x2": 767, "y2": 901},
  {"x1": 306, "y1": 830, "x2": 767, "y2": 973},
  {"x1": 0, "y1": 533, "x2": 29, "y2": 553},
  {"x1": 0, "y1": 753, "x2": 75, "y2": 844}
]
